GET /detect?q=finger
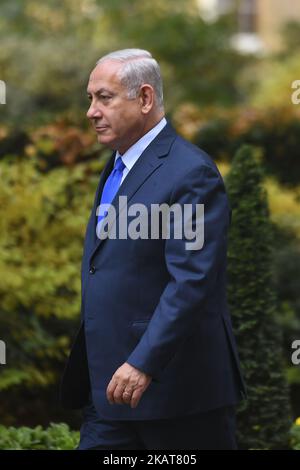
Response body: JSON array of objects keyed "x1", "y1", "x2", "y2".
[
  {"x1": 131, "y1": 388, "x2": 143, "y2": 409},
  {"x1": 113, "y1": 383, "x2": 128, "y2": 404},
  {"x1": 106, "y1": 377, "x2": 118, "y2": 404},
  {"x1": 122, "y1": 388, "x2": 134, "y2": 405}
]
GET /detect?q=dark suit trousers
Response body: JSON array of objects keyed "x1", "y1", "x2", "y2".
[{"x1": 78, "y1": 399, "x2": 237, "y2": 450}]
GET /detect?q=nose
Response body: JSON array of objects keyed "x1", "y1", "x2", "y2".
[{"x1": 86, "y1": 102, "x2": 103, "y2": 120}]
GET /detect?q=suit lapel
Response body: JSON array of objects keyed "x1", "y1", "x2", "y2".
[
  {"x1": 88, "y1": 152, "x2": 115, "y2": 247},
  {"x1": 89, "y1": 122, "x2": 177, "y2": 262}
]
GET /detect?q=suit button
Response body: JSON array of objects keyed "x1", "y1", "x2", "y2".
[{"x1": 89, "y1": 265, "x2": 96, "y2": 274}]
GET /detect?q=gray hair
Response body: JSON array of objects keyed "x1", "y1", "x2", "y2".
[{"x1": 96, "y1": 49, "x2": 164, "y2": 109}]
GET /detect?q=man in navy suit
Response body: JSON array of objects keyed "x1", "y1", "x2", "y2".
[{"x1": 61, "y1": 48, "x2": 246, "y2": 450}]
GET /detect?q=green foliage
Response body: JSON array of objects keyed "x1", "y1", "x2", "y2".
[
  {"x1": 0, "y1": 423, "x2": 79, "y2": 450},
  {"x1": 0, "y1": 149, "x2": 106, "y2": 401},
  {"x1": 226, "y1": 145, "x2": 292, "y2": 449},
  {"x1": 249, "y1": 55, "x2": 300, "y2": 110},
  {"x1": 0, "y1": 0, "x2": 248, "y2": 127},
  {"x1": 101, "y1": 0, "x2": 247, "y2": 108},
  {"x1": 273, "y1": 238, "x2": 300, "y2": 353},
  {"x1": 1, "y1": 421, "x2": 299, "y2": 450},
  {"x1": 281, "y1": 21, "x2": 300, "y2": 52},
  {"x1": 194, "y1": 108, "x2": 300, "y2": 186},
  {"x1": 272, "y1": 232, "x2": 300, "y2": 416},
  {"x1": 246, "y1": 20, "x2": 300, "y2": 110},
  {"x1": 290, "y1": 423, "x2": 300, "y2": 450},
  {"x1": 0, "y1": 0, "x2": 107, "y2": 126}
]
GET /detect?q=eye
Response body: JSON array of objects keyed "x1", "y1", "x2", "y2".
[{"x1": 100, "y1": 95, "x2": 111, "y2": 101}]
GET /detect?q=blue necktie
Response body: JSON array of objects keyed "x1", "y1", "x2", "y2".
[{"x1": 96, "y1": 156, "x2": 126, "y2": 234}]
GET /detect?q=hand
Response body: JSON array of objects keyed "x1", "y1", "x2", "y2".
[{"x1": 106, "y1": 362, "x2": 152, "y2": 409}]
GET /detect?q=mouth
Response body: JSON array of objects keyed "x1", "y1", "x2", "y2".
[{"x1": 95, "y1": 126, "x2": 109, "y2": 132}]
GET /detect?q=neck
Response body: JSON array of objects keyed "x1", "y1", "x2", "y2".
[
  {"x1": 118, "y1": 112, "x2": 165, "y2": 155},
  {"x1": 143, "y1": 110, "x2": 165, "y2": 135}
]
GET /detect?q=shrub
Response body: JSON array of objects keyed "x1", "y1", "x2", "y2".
[
  {"x1": 226, "y1": 144, "x2": 292, "y2": 449},
  {"x1": 0, "y1": 423, "x2": 79, "y2": 450},
  {"x1": 194, "y1": 107, "x2": 300, "y2": 186},
  {"x1": 290, "y1": 419, "x2": 300, "y2": 450}
]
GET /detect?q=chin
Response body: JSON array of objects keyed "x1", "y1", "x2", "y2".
[
  {"x1": 97, "y1": 135, "x2": 116, "y2": 150},
  {"x1": 97, "y1": 134, "x2": 109, "y2": 144}
]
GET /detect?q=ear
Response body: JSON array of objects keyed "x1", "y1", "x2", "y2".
[{"x1": 139, "y1": 84, "x2": 154, "y2": 114}]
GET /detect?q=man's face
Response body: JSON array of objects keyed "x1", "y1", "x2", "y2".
[{"x1": 86, "y1": 60, "x2": 145, "y2": 154}]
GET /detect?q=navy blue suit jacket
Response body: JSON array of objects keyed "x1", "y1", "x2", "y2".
[{"x1": 61, "y1": 122, "x2": 246, "y2": 420}]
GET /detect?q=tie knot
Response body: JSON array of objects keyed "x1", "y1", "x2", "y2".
[{"x1": 114, "y1": 157, "x2": 126, "y2": 173}]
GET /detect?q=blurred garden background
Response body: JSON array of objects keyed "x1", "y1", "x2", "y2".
[{"x1": 0, "y1": 0, "x2": 300, "y2": 450}]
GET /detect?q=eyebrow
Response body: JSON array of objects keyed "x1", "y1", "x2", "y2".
[{"x1": 86, "y1": 88, "x2": 113, "y2": 96}]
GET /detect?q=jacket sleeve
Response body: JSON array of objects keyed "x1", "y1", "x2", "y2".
[{"x1": 126, "y1": 164, "x2": 230, "y2": 380}]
